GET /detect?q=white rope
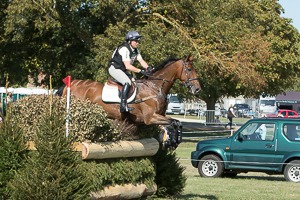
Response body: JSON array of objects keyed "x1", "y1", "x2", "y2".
[{"x1": 179, "y1": 158, "x2": 300, "y2": 166}]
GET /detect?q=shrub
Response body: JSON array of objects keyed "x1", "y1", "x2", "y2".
[
  {"x1": 0, "y1": 113, "x2": 28, "y2": 199},
  {"x1": 9, "y1": 100, "x2": 92, "y2": 200},
  {"x1": 9, "y1": 95, "x2": 122, "y2": 142},
  {"x1": 4, "y1": 94, "x2": 186, "y2": 198},
  {"x1": 82, "y1": 158, "x2": 156, "y2": 192},
  {"x1": 154, "y1": 149, "x2": 187, "y2": 197}
]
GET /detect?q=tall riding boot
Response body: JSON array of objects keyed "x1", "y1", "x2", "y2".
[{"x1": 120, "y1": 83, "x2": 134, "y2": 113}]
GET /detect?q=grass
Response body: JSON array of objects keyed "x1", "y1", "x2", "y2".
[
  {"x1": 168, "y1": 114, "x2": 252, "y2": 124},
  {"x1": 163, "y1": 139, "x2": 300, "y2": 200}
]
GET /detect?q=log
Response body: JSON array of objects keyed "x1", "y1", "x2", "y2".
[
  {"x1": 81, "y1": 138, "x2": 159, "y2": 160},
  {"x1": 27, "y1": 141, "x2": 82, "y2": 151},
  {"x1": 90, "y1": 183, "x2": 157, "y2": 200}
]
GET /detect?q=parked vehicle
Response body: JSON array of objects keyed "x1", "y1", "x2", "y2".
[
  {"x1": 233, "y1": 103, "x2": 251, "y2": 118},
  {"x1": 191, "y1": 118, "x2": 300, "y2": 182},
  {"x1": 165, "y1": 94, "x2": 185, "y2": 115},
  {"x1": 258, "y1": 95, "x2": 277, "y2": 115},
  {"x1": 264, "y1": 109, "x2": 299, "y2": 118}
]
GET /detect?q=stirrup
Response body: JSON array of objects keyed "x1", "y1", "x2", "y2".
[{"x1": 120, "y1": 105, "x2": 135, "y2": 113}]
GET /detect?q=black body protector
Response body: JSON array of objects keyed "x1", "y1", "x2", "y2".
[{"x1": 109, "y1": 42, "x2": 138, "y2": 72}]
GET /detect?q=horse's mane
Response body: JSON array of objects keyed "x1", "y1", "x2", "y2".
[{"x1": 153, "y1": 57, "x2": 181, "y2": 73}]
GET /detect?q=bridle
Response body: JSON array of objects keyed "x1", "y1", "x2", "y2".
[
  {"x1": 139, "y1": 59, "x2": 198, "y2": 91},
  {"x1": 180, "y1": 60, "x2": 199, "y2": 88}
]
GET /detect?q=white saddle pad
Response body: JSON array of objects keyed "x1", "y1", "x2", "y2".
[{"x1": 102, "y1": 83, "x2": 137, "y2": 103}]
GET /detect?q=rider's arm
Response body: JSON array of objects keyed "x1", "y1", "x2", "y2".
[
  {"x1": 123, "y1": 61, "x2": 142, "y2": 73},
  {"x1": 137, "y1": 54, "x2": 149, "y2": 70},
  {"x1": 119, "y1": 47, "x2": 147, "y2": 73}
]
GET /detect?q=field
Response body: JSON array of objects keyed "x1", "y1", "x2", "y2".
[{"x1": 174, "y1": 140, "x2": 300, "y2": 200}]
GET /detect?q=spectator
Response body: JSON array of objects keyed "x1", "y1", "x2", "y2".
[
  {"x1": 6, "y1": 92, "x2": 13, "y2": 104},
  {"x1": 225, "y1": 105, "x2": 236, "y2": 129},
  {"x1": 0, "y1": 98, "x2": 2, "y2": 114}
]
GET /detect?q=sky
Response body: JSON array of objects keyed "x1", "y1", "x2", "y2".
[{"x1": 278, "y1": 0, "x2": 300, "y2": 31}]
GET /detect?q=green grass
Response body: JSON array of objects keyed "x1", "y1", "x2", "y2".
[{"x1": 163, "y1": 139, "x2": 300, "y2": 200}]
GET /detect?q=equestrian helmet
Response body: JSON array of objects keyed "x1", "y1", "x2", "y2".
[{"x1": 125, "y1": 30, "x2": 142, "y2": 41}]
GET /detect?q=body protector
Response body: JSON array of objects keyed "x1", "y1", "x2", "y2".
[{"x1": 109, "y1": 42, "x2": 138, "y2": 71}]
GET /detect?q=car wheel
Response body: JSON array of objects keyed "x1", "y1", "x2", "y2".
[
  {"x1": 284, "y1": 160, "x2": 300, "y2": 182},
  {"x1": 198, "y1": 154, "x2": 224, "y2": 178}
]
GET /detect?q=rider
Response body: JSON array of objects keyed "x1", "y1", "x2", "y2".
[{"x1": 108, "y1": 30, "x2": 151, "y2": 113}]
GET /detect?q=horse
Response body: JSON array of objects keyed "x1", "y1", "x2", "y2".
[{"x1": 58, "y1": 55, "x2": 201, "y2": 147}]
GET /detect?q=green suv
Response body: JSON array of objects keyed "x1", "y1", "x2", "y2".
[{"x1": 191, "y1": 118, "x2": 300, "y2": 182}]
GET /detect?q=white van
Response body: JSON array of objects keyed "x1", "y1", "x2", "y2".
[
  {"x1": 166, "y1": 94, "x2": 185, "y2": 115},
  {"x1": 258, "y1": 96, "x2": 277, "y2": 115}
]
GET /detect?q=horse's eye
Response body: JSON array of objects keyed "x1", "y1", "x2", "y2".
[{"x1": 188, "y1": 68, "x2": 192, "y2": 71}]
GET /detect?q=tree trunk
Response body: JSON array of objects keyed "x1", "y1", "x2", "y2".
[{"x1": 205, "y1": 98, "x2": 217, "y2": 123}]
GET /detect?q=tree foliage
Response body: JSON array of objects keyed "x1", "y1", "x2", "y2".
[
  {"x1": 0, "y1": 0, "x2": 300, "y2": 109},
  {"x1": 8, "y1": 99, "x2": 92, "y2": 200},
  {"x1": 0, "y1": 111, "x2": 28, "y2": 199}
]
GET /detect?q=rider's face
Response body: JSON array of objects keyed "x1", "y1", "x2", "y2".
[{"x1": 130, "y1": 40, "x2": 139, "y2": 48}]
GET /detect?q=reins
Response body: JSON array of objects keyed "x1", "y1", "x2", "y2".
[{"x1": 133, "y1": 59, "x2": 195, "y2": 103}]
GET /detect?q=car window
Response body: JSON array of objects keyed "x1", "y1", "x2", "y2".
[
  {"x1": 288, "y1": 111, "x2": 295, "y2": 116},
  {"x1": 240, "y1": 122, "x2": 275, "y2": 141},
  {"x1": 283, "y1": 124, "x2": 300, "y2": 141}
]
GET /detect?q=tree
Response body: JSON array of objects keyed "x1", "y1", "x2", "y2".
[
  {"x1": 9, "y1": 101, "x2": 92, "y2": 199},
  {"x1": 0, "y1": 111, "x2": 28, "y2": 199},
  {"x1": 1, "y1": 0, "x2": 300, "y2": 111},
  {"x1": 135, "y1": 0, "x2": 300, "y2": 110},
  {"x1": 0, "y1": 0, "x2": 140, "y2": 87}
]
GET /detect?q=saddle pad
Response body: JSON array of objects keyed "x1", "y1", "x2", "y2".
[{"x1": 102, "y1": 83, "x2": 136, "y2": 103}]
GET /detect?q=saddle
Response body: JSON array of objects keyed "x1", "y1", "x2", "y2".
[{"x1": 102, "y1": 78, "x2": 137, "y2": 103}]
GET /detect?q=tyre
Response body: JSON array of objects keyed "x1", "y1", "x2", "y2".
[
  {"x1": 198, "y1": 154, "x2": 224, "y2": 178},
  {"x1": 284, "y1": 160, "x2": 300, "y2": 182}
]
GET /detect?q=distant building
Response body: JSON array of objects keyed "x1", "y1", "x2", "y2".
[{"x1": 276, "y1": 91, "x2": 300, "y2": 113}]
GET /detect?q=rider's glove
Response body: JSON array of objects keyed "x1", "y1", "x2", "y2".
[
  {"x1": 140, "y1": 69, "x2": 151, "y2": 77},
  {"x1": 147, "y1": 66, "x2": 154, "y2": 73}
]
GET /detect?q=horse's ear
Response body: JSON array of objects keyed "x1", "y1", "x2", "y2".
[{"x1": 185, "y1": 54, "x2": 193, "y2": 62}]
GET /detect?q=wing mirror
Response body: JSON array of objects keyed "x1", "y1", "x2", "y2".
[{"x1": 237, "y1": 133, "x2": 244, "y2": 142}]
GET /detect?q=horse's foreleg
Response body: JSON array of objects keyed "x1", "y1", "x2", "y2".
[
  {"x1": 172, "y1": 119, "x2": 183, "y2": 145},
  {"x1": 144, "y1": 113, "x2": 174, "y2": 125},
  {"x1": 146, "y1": 114, "x2": 183, "y2": 149}
]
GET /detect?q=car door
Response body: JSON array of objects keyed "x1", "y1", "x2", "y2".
[
  {"x1": 281, "y1": 111, "x2": 287, "y2": 118},
  {"x1": 228, "y1": 122, "x2": 277, "y2": 170}
]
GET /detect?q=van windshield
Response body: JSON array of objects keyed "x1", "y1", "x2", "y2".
[
  {"x1": 260, "y1": 100, "x2": 275, "y2": 106},
  {"x1": 169, "y1": 96, "x2": 183, "y2": 103}
]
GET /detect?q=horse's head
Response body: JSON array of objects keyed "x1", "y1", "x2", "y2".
[{"x1": 178, "y1": 55, "x2": 201, "y2": 94}]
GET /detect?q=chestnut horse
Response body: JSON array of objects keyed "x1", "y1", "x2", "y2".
[{"x1": 58, "y1": 55, "x2": 200, "y2": 129}]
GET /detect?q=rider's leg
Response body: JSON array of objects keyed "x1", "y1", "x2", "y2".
[
  {"x1": 120, "y1": 83, "x2": 134, "y2": 112},
  {"x1": 108, "y1": 66, "x2": 133, "y2": 112}
]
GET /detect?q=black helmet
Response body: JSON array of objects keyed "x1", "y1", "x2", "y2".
[{"x1": 125, "y1": 30, "x2": 142, "y2": 41}]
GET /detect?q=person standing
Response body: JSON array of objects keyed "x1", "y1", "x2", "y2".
[
  {"x1": 225, "y1": 105, "x2": 236, "y2": 129},
  {"x1": 108, "y1": 30, "x2": 151, "y2": 113}
]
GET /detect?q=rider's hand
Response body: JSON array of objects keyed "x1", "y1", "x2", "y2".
[
  {"x1": 140, "y1": 69, "x2": 151, "y2": 77},
  {"x1": 147, "y1": 66, "x2": 154, "y2": 73}
]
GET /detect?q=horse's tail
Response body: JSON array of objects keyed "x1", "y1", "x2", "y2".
[{"x1": 56, "y1": 85, "x2": 65, "y2": 96}]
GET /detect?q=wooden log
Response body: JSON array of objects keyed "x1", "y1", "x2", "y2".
[
  {"x1": 81, "y1": 138, "x2": 159, "y2": 160},
  {"x1": 90, "y1": 183, "x2": 157, "y2": 200},
  {"x1": 26, "y1": 141, "x2": 83, "y2": 151}
]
